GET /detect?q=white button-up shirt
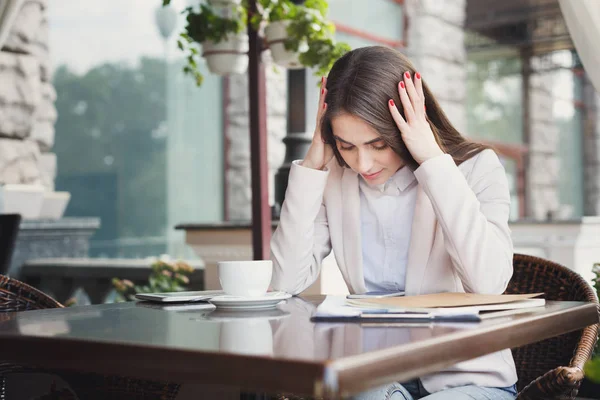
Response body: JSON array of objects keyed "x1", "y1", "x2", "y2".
[{"x1": 359, "y1": 166, "x2": 418, "y2": 292}]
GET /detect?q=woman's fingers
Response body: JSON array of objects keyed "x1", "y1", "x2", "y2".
[
  {"x1": 316, "y1": 76, "x2": 328, "y2": 142},
  {"x1": 398, "y1": 79, "x2": 415, "y2": 123},
  {"x1": 414, "y1": 71, "x2": 424, "y2": 103},
  {"x1": 403, "y1": 71, "x2": 424, "y2": 119},
  {"x1": 388, "y1": 99, "x2": 408, "y2": 134}
]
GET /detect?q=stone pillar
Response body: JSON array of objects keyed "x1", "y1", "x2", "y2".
[
  {"x1": 527, "y1": 65, "x2": 561, "y2": 220},
  {"x1": 226, "y1": 60, "x2": 286, "y2": 221},
  {"x1": 0, "y1": 0, "x2": 56, "y2": 189},
  {"x1": 404, "y1": 0, "x2": 467, "y2": 133},
  {"x1": 583, "y1": 75, "x2": 600, "y2": 215}
]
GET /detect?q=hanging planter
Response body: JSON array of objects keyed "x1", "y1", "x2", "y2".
[
  {"x1": 264, "y1": 20, "x2": 305, "y2": 69},
  {"x1": 202, "y1": 32, "x2": 249, "y2": 75},
  {"x1": 162, "y1": 0, "x2": 351, "y2": 86},
  {"x1": 257, "y1": 0, "x2": 351, "y2": 78}
]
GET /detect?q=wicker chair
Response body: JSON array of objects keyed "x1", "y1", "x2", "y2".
[
  {"x1": 0, "y1": 274, "x2": 181, "y2": 400},
  {"x1": 506, "y1": 254, "x2": 599, "y2": 400}
]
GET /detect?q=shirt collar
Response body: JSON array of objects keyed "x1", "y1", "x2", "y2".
[{"x1": 393, "y1": 166, "x2": 416, "y2": 192}]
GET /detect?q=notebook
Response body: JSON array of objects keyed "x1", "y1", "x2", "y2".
[
  {"x1": 311, "y1": 293, "x2": 546, "y2": 323},
  {"x1": 346, "y1": 292, "x2": 544, "y2": 310}
]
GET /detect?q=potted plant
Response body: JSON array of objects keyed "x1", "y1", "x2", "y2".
[
  {"x1": 581, "y1": 263, "x2": 600, "y2": 397},
  {"x1": 261, "y1": 0, "x2": 305, "y2": 69},
  {"x1": 112, "y1": 258, "x2": 195, "y2": 302},
  {"x1": 164, "y1": 0, "x2": 249, "y2": 85},
  {"x1": 162, "y1": 0, "x2": 350, "y2": 85},
  {"x1": 260, "y1": 0, "x2": 350, "y2": 75}
]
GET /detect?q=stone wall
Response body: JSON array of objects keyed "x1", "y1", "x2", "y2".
[
  {"x1": 225, "y1": 61, "x2": 287, "y2": 221},
  {"x1": 0, "y1": 0, "x2": 56, "y2": 189},
  {"x1": 404, "y1": 0, "x2": 467, "y2": 133},
  {"x1": 526, "y1": 67, "x2": 561, "y2": 220}
]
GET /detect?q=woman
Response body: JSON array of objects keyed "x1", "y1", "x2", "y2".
[{"x1": 270, "y1": 46, "x2": 518, "y2": 399}]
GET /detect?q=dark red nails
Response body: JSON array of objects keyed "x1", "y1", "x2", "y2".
[
  {"x1": 415, "y1": 72, "x2": 421, "y2": 79},
  {"x1": 400, "y1": 81, "x2": 405, "y2": 89},
  {"x1": 404, "y1": 71, "x2": 411, "y2": 79},
  {"x1": 389, "y1": 99, "x2": 395, "y2": 107},
  {"x1": 323, "y1": 102, "x2": 327, "y2": 109},
  {"x1": 321, "y1": 88, "x2": 324, "y2": 95}
]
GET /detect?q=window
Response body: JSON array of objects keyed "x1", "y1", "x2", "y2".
[{"x1": 50, "y1": 1, "x2": 224, "y2": 258}]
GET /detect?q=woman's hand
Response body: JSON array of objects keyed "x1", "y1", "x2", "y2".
[
  {"x1": 301, "y1": 77, "x2": 334, "y2": 170},
  {"x1": 388, "y1": 71, "x2": 444, "y2": 165}
]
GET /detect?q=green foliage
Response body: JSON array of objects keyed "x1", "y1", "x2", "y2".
[
  {"x1": 176, "y1": 4, "x2": 247, "y2": 86},
  {"x1": 162, "y1": 0, "x2": 350, "y2": 86},
  {"x1": 184, "y1": 4, "x2": 247, "y2": 44},
  {"x1": 585, "y1": 356, "x2": 600, "y2": 384},
  {"x1": 584, "y1": 263, "x2": 600, "y2": 383},
  {"x1": 260, "y1": 0, "x2": 350, "y2": 78},
  {"x1": 112, "y1": 259, "x2": 196, "y2": 302}
]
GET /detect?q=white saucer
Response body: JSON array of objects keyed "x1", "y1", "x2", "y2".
[{"x1": 208, "y1": 291, "x2": 292, "y2": 310}]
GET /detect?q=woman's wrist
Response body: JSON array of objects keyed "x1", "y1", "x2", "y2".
[{"x1": 300, "y1": 159, "x2": 324, "y2": 170}]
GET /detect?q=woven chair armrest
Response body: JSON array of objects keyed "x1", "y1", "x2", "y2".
[
  {"x1": 517, "y1": 366, "x2": 583, "y2": 400},
  {"x1": 570, "y1": 321, "x2": 600, "y2": 369}
]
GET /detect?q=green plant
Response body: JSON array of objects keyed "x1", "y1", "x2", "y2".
[
  {"x1": 164, "y1": 0, "x2": 247, "y2": 86},
  {"x1": 112, "y1": 258, "x2": 195, "y2": 302},
  {"x1": 584, "y1": 263, "x2": 600, "y2": 383},
  {"x1": 162, "y1": 0, "x2": 349, "y2": 86},
  {"x1": 259, "y1": 0, "x2": 350, "y2": 78}
]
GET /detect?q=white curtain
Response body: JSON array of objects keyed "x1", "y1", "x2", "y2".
[
  {"x1": 558, "y1": 0, "x2": 600, "y2": 92},
  {"x1": 0, "y1": 0, "x2": 24, "y2": 50}
]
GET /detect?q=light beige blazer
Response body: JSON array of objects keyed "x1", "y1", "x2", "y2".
[{"x1": 270, "y1": 149, "x2": 518, "y2": 393}]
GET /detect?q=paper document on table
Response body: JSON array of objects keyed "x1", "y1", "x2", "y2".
[
  {"x1": 311, "y1": 296, "x2": 482, "y2": 323},
  {"x1": 346, "y1": 292, "x2": 544, "y2": 310},
  {"x1": 313, "y1": 295, "x2": 362, "y2": 318}
]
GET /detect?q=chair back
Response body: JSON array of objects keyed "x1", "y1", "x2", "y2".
[
  {"x1": 506, "y1": 254, "x2": 599, "y2": 393},
  {"x1": 0, "y1": 274, "x2": 63, "y2": 312},
  {"x1": 0, "y1": 214, "x2": 21, "y2": 276}
]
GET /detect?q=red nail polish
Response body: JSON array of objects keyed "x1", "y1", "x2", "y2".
[
  {"x1": 416, "y1": 72, "x2": 421, "y2": 79},
  {"x1": 323, "y1": 102, "x2": 327, "y2": 109},
  {"x1": 400, "y1": 81, "x2": 405, "y2": 89},
  {"x1": 321, "y1": 76, "x2": 325, "y2": 85},
  {"x1": 424, "y1": 105, "x2": 427, "y2": 111},
  {"x1": 405, "y1": 71, "x2": 411, "y2": 79},
  {"x1": 389, "y1": 99, "x2": 395, "y2": 107},
  {"x1": 321, "y1": 88, "x2": 324, "y2": 95}
]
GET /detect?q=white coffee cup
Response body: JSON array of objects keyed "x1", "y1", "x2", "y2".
[{"x1": 217, "y1": 260, "x2": 273, "y2": 297}]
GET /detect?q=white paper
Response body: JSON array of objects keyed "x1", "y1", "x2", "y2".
[{"x1": 313, "y1": 295, "x2": 362, "y2": 318}]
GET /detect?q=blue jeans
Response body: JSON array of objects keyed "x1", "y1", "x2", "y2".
[{"x1": 350, "y1": 379, "x2": 517, "y2": 400}]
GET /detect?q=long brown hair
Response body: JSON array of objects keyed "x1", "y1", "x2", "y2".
[{"x1": 321, "y1": 46, "x2": 488, "y2": 170}]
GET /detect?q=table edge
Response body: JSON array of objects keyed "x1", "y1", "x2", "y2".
[{"x1": 322, "y1": 302, "x2": 599, "y2": 397}]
